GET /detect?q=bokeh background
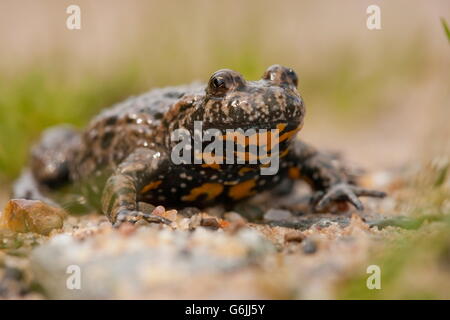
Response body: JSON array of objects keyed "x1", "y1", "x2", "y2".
[
  {"x1": 1, "y1": 0, "x2": 449, "y2": 182},
  {"x1": 0, "y1": 0, "x2": 449, "y2": 300}
]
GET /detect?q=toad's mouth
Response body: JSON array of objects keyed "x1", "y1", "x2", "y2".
[
  {"x1": 201, "y1": 120, "x2": 302, "y2": 135},
  {"x1": 212, "y1": 121, "x2": 302, "y2": 144}
]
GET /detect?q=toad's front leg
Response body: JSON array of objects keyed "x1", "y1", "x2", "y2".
[
  {"x1": 101, "y1": 148, "x2": 172, "y2": 226},
  {"x1": 287, "y1": 139, "x2": 386, "y2": 211}
]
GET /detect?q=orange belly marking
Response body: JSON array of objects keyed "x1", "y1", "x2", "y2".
[
  {"x1": 181, "y1": 183, "x2": 224, "y2": 202},
  {"x1": 228, "y1": 179, "x2": 256, "y2": 200},
  {"x1": 140, "y1": 180, "x2": 162, "y2": 194},
  {"x1": 288, "y1": 167, "x2": 301, "y2": 179},
  {"x1": 201, "y1": 163, "x2": 221, "y2": 170}
]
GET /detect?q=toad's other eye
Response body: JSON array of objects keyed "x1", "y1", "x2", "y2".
[
  {"x1": 263, "y1": 65, "x2": 298, "y2": 88},
  {"x1": 286, "y1": 68, "x2": 298, "y2": 87}
]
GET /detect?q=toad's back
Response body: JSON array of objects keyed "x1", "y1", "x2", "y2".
[{"x1": 71, "y1": 83, "x2": 204, "y2": 181}]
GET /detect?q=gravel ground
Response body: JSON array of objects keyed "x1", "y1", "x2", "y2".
[{"x1": 0, "y1": 168, "x2": 421, "y2": 299}]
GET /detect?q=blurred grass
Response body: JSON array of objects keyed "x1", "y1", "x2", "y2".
[
  {"x1": 0, "y1": 61, "x2": 146, "y2": 180},
  {"x1": 340, "y1": 221, "x2": 450, "y2": 299},
  {"x1": 339, "y1": 156, "x2": 450, "y2": 299},
  {"x1": 442, "y1": 18, "x2": 450, "y2": 42}
]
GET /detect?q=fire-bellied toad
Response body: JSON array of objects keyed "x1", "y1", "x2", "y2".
[{"x1": 13, "y1": 65, "x2": 385, "y2": 226}]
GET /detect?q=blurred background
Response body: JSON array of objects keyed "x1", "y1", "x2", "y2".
[{"x1": 0, "y1": 0, "x2": 449, "y2": 184}]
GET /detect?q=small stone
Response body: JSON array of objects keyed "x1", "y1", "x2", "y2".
[
  {"x1": 302, "y1": 238, "x2": 317, "y2": 254},
  {"x1": 234, "y1": 203, "x2": 264, "y2": 221},
  {"x1": 284, "y1": 230, "x2": 306, "y2": 243},
  {"x1": 224, "y1": 212, "x2": 247, "y2": 223},
  {"x1": 313, "y1": 219, "x2": 333, "y2": 229},
  {"x1": 206, "y1": 205, "x2": 225, "y2": 217},
  {"x1": 118, "y1": 222, "x2": 137, "y2": 236},
  {"x1": 4, "y1": 266, "x2": 24, "y2": 281},
  {"x1": 163, "y1": 210, "x2": 178, "y2": 222},
  {"x1": 137, "y1": 202, "x2": 155, "y2": 214},
  {"x1": 223, "y1": 212, "x2": 247, "y2": 233},
  {"x1": 179, "y1": 207, "x2": 201, "y2": 218},
  {"x1": 188, "y1": 214, "x2": 203, "y2": 230},
  {"x1": 217, "y1": 219, "x2": 230, "y2": 229},
  {"x1": 225, "y1": 221, "x2": 246, "y2": 234},
  {"x1": 152, "y1": 205, "x2": 166, "y2": 216},
  {"x1": 264, "y1": 208, "x2": 293, "y2": 222},
  {"x1": 200, "y1": 217, "x2": 220, "y2": 230},
  {"x1": 0, "y1": 199, "x2": 66, "y2": 236},
  {"x1": 138, "y1": 204, "x2": 177, "y2": 224}
]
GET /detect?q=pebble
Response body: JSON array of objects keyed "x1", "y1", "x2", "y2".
[
  {"x1": 137, "y1": 202, "x2": 155, "y2": 214},
  {"x1": 152, "y1": 205, "x2": 166, "y2": 216},
  {"x1": 224, "y1": 212, "x2": 247, "y2": 223},
  {"x1": 179, "y1": 207, "x2": 201, "y2": 217},
  {"x1": 302, "y1": 238, "x2": 318, "y2": 254},
  {"x1": 264, "y1": 208, "x2": 293, "y2": 222},
  {"x1": 200, "y1": 217, "x2": 221, "y2": 230},
  {"x1": 0, "y1": 199, "x2": 66, "y2": 236},
  {"x1": 284, "y1": 230, "x2": 306, "y2": 243}
]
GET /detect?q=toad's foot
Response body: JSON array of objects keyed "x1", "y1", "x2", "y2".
[
  {"x1": 113, "y1": 209, "x2": 172, "y2": 227},
  {"x1": 315, "y1": 183, "x2": 386, "y2": 211}
]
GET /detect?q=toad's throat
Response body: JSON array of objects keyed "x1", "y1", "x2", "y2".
[{"x1": 171, "y1": 121, "x2": 301, "y2": 169}]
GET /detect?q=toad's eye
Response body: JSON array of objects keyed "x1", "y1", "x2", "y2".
[
  {"x1": 212, "y1": 77, "x2": 226, "y2": 89},
  {"x1": 207, "y1": 69, "x2": 244, "y2": 97},
  {"x1": 207, "y1": 75, "x2": 229, "y2": 96}
]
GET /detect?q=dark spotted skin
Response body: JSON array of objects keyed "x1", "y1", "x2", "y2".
[{"x1": 14, "y1": 65, "x2": 386, "y2": 225}]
